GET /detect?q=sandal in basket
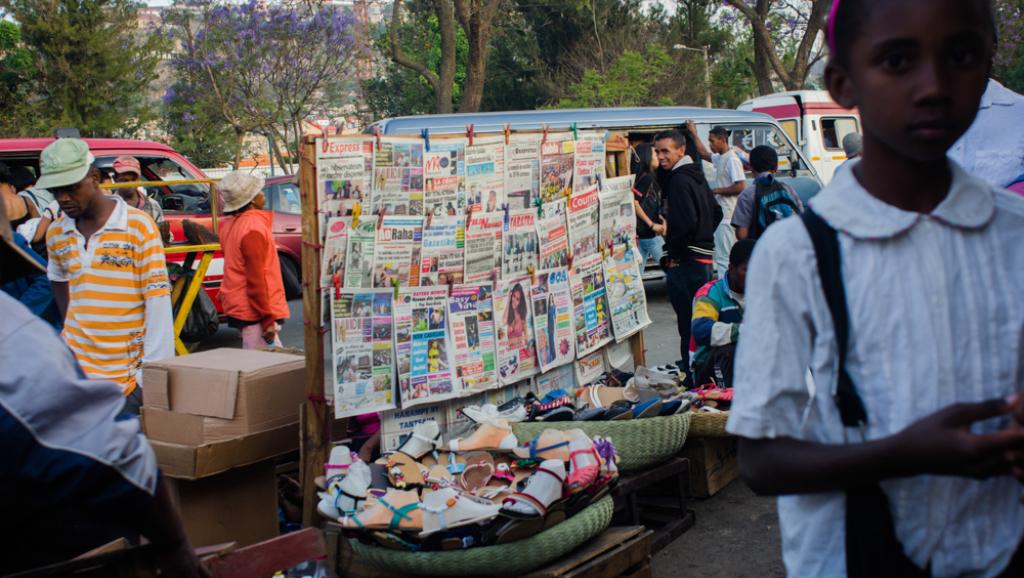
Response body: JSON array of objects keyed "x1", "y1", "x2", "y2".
[
  {"x1": 317, "y1": 461, "x2": 372, "y2": 520},
  {"x1": 419, "y1": 487, "x2": 502, "y2": 537},
  {"x1": 448, "y1": 419, "x2": 518, "y2": 452},
  {"x1": 512, "y1": 429, "x2": 571, "y2": 462},
  {"x1": 341, "y1": 489, "x2": 423, "y2": 531},
  {"x1": 458, "y1": 451, "x2": 495, "y2": 493},
  {"x1": 386, "y1": 452, "x2": 428, "y2": 489},
  {"x1": 499, "y1": 459, "x2": 567, "y2": 519},
  {"x1": 395, "y1": 420, "x2": 442, "y2": 459},
  {"x1": 565, "y1": 430, "x2": 600, "y2": 491}
]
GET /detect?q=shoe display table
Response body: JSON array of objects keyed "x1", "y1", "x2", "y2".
[{"x1": 612, "y1": 457, "x2": 695, "y2": 553}]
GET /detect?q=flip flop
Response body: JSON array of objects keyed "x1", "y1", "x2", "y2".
[
  {"x1": 633, "y1": 398, "x2": 663, "y2": 419},
  {"x1": 386, "y1": 452, "x2": 427, "y2": 489},
  {"x1": 659, "y1": 399, "x2": 683, "y2": 415},
  {"x1": 500, "y1": 459, "x2": 567, "y2": 519},
  {"x1": 536, "y1": 405, "x2": 575, "y2": 422},
  {"x1": 574, "y1": 407, "x2": 606, "y2": 421},
  {"x1": 604, "y1": 400, "x2": 633, "y2": 420},
  {"x1": 459, "y1": 452, "x2": 495, "y2": 493},
  {"x1": 419, "y1": 487, "x2": 502, "y2": 537}
]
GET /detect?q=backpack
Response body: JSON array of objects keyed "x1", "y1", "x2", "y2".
[
  {"x1": 633, "y1": 175, "x2": 662, "y2": 239},
  {"x1": 749, "y1": 175, "x2": 801, "y2": 240}
]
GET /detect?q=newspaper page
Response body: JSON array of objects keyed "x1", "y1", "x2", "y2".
[
  {"x1": 394, "y1": 287, "x2": 457, "y2": 408},
  {"x1": 321, "y1": 217, "x2": 350, "y2": 289},
  {"x1": 537, "y1": 209, "x2": 569, "y2": 270},
  {"x1": 494, "y1": 276, "x2": 539, "y2": 384},
  {"x1": 419, "y1": 215, "x2": 466, "y2": 286},
  {"x1": 331, "y1": 289, "x2": 397, "y2": 418},
  {"x1": 344, "y1": 220, "x2": 376, "y2": 288},
  {"x1": 424, "y1": 139, "x2": 467, "y2": 217},
  {"x1": 373, "y1": 216, "x2": 423, "y2": 288},
  {"x1": 540, "y1": 197, "x2": 567, "y2": 220},
  {"x1": 575, "y1": 349, "x2": 607, "y2": 386},
  {"x1": 465, "y1": 137, "x2": 506, "y2": 213},
  {"x1": 531, "y1": 268, "x2": 576, "y2": 373},
  {"x1": 598, "y1": 175, "x2": 637, "y2": 247},
  {"x1": 504, "y1": 133, "x2": 542, "y2": 210},
  {"x1": 603, "y1": 242, "x2": 652, "y2": 341},
  {"x1": 373, "y1": 137, "x2": 425, "y2": 216},
  {"x1": 316, "y1": 137, "x2": 373, "y2": 222},
  {"x1": 463, "y1": 211, "x2": 504, "y2": 283},
  {"x1": 569, "y1": 252, "x2": 613, "y2": 356},
  {"x1": 501, "y1": 208, "x2": 538, "y2": 279},
  {"x1": 448, "y1": 283, "x2": 498, "y2": 393},
  {"x1": 567, "y1": 185, "x2": 601, "y2": 258},
  {"x1": 573, "y1": 131, "x2": 606, "y2": 193},
  {"x1": 534, "y1": 364, "x2": 576, "y2": 398},
  {"x1": 540, "y1": 134, "x2": 574, "y2": 203}
]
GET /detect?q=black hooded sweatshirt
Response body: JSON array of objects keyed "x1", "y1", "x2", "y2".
[{"x1": 659, "y1": 161, "x2": 722, "y2": 261}]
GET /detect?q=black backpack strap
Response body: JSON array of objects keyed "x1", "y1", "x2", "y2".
[{"x1": 801, "y1": 209, "x2": 868, "y2": 428}]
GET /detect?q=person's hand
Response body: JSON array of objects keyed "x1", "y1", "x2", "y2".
[
  {"x1": 686, "y1": 119, "x2": 697, "y2": 135},
  {"x1": 894, "y1": 398, "x2": 1024, "y2": 479},
  {"x1": 262, "y1": 323, "x2": 279, "y2": 345},
  {"x1": 155, "y1": 542, "x2": 212, "y2": 578},
  {"x1": 654, "y1": 216, "x2": 667, "y2": 236}
]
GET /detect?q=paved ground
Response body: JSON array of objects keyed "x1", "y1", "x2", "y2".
[{"x1": 198, "y1": 280, "x2": 785, "y2": 576}]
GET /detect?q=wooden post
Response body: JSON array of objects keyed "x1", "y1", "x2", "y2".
[{"x1": 299, "y1": 138, "x2": 328, "y2": 527}]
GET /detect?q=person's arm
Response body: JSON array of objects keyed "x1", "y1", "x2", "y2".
[
  {"x1": 239, "y1": 229, "x2": 279, "y2": 336},
  {"x1": 736, "y1": 227, "x2": 750, "y2": 240},
  {"x1": 633, "y1": 199, "x2": 665, "y2": 235},
  {"x1": 665, "y1": 178, "x2": 698, "y2": 242},
  {"x1": 732, "y1": 187, "x2": 755, "y2": 240},
  {"x1": 714, "y1": 155, "x2": 747, "y2": 196},
  {"x1": 138, "y1": 221, "x2": 174, "y2": 370},
  {"x1": 740, "y1": 398, "x2": 1024, "y2": 495},
  {"x1": 358, "y1": 430, "x2": 381, "y2": 463},
  {"x1": 686, "y1": 120, "x2": 712, "y2": 162},
  {"x1": 714, "y1": 181, "x2": 746, "y2": 196}
]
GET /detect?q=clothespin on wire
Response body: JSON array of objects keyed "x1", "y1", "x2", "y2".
[
  {"x1": 376, "y1": 206, "x2": 387, "y2": 230},
  {"x1": 373, "y1": 126, "x2": 382, "y2": 151},
  {"x1": 502, "y1": 203, "x2": 510, "y2": 228},
  {"x1": 333, "y1": 271, "x2": 342, "y2": 299},
  {"x1": 541, "y1": 125, "x2": 550, "y2": 145},
  {"x1": 421, "y1": 128, "x2": 431, "y2": 152},
  {"x1": 570, "y1": 122, "x2": 578, "y2": 141},
  {"x1": 503, "y1": 123, "x2": 511, "y2": 145},
  {"x1": 425, "y1": 211, "x2": 433, "y2": 230},
  {"x1": 352, "y1": 202, "x2": 362, "y2": 228},
  {"x1": 533, "y1": 196, "x2": 544, "y2": 219},
  {"x1": 466, "y1": 124, "x2": 475, "y2": 147},
  {"x1": 567, "y1": 250, "x2": 575, "y2": 271},
  {"x1": 391, "y1": 277, "x2": 400, "y2": 300},
  {"x1": 527, "y1": 264, "x2": 536, "y2": 286}
]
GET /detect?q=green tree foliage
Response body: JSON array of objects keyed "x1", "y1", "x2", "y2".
[
  {"x1": 0, "y1": 0, "x2": 166, "y2": 137},
  {"x1": 555, "y1": 46, "x2": 674, "y2": 108},
  {"x1": 0, "y1": 21, "x2": 34, "y2": 134}
]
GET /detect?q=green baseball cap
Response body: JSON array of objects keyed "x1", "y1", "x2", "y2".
[{"x1": 35, "y1": 138, "x2": 95, "y2": 190}]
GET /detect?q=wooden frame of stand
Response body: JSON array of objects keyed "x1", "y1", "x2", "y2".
[{"x1": 297, "y1": 130, "x2": 648, "y2": 526}]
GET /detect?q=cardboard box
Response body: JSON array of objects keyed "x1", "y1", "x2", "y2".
[
  {"x1": 142, "y1": 348, "x2": 305, "y2": 443},
  {"x1": 682, "y1": 437, "x2": 739, "y2": 498},
  {"x1": 149, "y1": 421, "x2": 299, "y2": 479},
  {"x1": 166, "y1": 460, "x2": 278, "y2": 548}
]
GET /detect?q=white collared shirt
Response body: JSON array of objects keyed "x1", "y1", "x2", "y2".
[
  {"x1": 950, "y1": 79, "x2": 1024, "y2": 188},
  {"x1": 728, "y1": 162, "x2": 1024, "y2": 577}
]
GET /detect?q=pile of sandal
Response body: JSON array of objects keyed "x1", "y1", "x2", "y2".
[{"x1": 317, "y1": 419, "x2": 619, "y2": 552}]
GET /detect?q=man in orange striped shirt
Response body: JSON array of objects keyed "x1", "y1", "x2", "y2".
[{"x1": 41, "y1": 139, "x2": 173, "y2": 413}]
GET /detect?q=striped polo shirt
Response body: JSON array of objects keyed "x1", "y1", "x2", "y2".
[{"x1": 46, "y1": 196, "x2": 171, "y2": 395}]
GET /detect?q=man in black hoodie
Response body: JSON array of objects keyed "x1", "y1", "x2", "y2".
[{"x1": 653, "y1": 129, "x2": 722, "y2": 370}]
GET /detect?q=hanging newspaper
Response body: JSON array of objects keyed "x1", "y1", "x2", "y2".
[
  {"x1": 540, "y1": 197, "x2": 567, "y2": 220},
  {"x1": 373, "y1": 216, "x2": 423, "y2": 288},
  {"x1": 344, "y1": 220, "x2": 376, "y2": 288},
  {"x1": 394, "y1": 287, "x2": 457, "y2": 408},
  {"x1": 531, "y1": 268, "x2": 576, "y2": 372},
  {"x1": 448, "y1": 283, "x2": 498, "y2": 392},
  {"x1": 569, "y1": 252, "x2": 613, "y2": 356},
  {"x1": 567, "y1": 185, "x2": 601, "y2": 258},
  {"x1": 573, "y1": 131, "x2": 606, "y2": 193},
  {"x1": 331, "y1": 289, "x2": 397, "y2": 418},
  {"x1": 316, "y1": 137, "x2": 372, "y2": 222},
  {"x1": 540, "y1": 134, "x2": 574, "y2": 202},
  {"x1": 603, "y1": 243, "x2": 652, "y2": 341},
  {"x1": 465, "y1": 137, "x2": 505, "y2": 213},
  {"x1": 373, "y1": 137, "x2": 425, "y2": 216},
  {"x1": 502, "y1": 208, "x2": 538, "y2": 279},
  {"x1": 321, "y1": 217, "x2": 351, "y2": 289},
  {"x1": 424, "y1": 139, "x2": 466, "y2": 217},
  {"x1": 505, "y1": 134, "x2": 541, "y2": 210},
  {"x1": 575, "y1": 350, "x2": 607, "y2": 387},
  {"x1": 464, "y1": 211, "x2": 504, "y2": 283},
  {"x1": 495, "y1": 276, "x2": 538, "y2": 384},
  {"x1": 598, "y1": 175, "x2": 637, "y2": 247},
  {"x1": 534, "y1": 364, "x2": 576, "y2": 397},
  {"x1": 537, "y1": 210, "x2": 570, "y2": 270},
  {"x1": 420, "y1": 215, "x2": 466, "y2": 286}
]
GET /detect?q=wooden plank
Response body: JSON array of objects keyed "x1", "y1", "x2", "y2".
[
  {"x1": 629, "y1": 330, "x2": 646, "y2": 368},
  {"x1": 299, "y1": 138, "x2": 331, "y2": 527},
  {"x1": 524, "y1": 526, "x2": 644, "y2": 578},
  {"x1": 552, "y1": 529, "x2": 652, "y2": 578},
  {"x1": 72, "y1": 538, "x2": 130, "y2": 560},
  {"x1": 202, "y1": 528, "x2": 325, "y2": 578},
  {"x1": 614, "y1": 457, "x2": 687, "y2": 498}
]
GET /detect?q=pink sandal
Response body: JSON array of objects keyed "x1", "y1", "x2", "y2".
[{"x1": 567, "y1": 446, "x2": 600, "y2": 490}]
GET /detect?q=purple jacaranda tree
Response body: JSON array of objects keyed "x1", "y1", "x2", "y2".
[{"x1": 166, "y1": 1, "x2": 361, "y2": 170}]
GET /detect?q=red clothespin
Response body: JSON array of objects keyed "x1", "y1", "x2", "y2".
[
  {"x1": 374, "y1": 126, "x2": 382, "y2": 151},
  {"x1": 333, "y1": 271, "x2": 342, "y2": 299},
  {"x1": 446, "y1": 275, "x2": 455, "y2": 293},
  {"x1": 465, "y1": 205, "x2": 474, "y2": 226},
  {"x1": 425, "y1": 211, "x2": 433, "y2": 230},
  {"x1": 503, "y1": 123, "x2": 511, "y2": 145},
  {"x1": 466, "y1": 124, "x2": 475, "y2": 147},
  {"x1": 376, "y1": 206, "x2": 387, "y2": 230},
  {"x1": 567, "y1": 250, "x2": 575, "y2": 270},
  {"x1": 541, "y1": 125, "x2": 550, "y2": 145}
]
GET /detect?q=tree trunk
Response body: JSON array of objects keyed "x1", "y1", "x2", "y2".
[
  {"x1": 389, "y1": 0, "x2": 457, "y2": 114},
  {"x1": 454, "y1": 0, "x2": 502, "y2": 113},
  {"x1": 754, "y1": 42, "x2": 774, "y2": 95}
]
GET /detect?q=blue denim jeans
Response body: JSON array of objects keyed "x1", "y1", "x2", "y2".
[
  {"x1": 663, "y1": 260, "x2": 713, "y2": 365},
  {"x1": 637, "y1": 236, "x2": 665, "y2": 268}
]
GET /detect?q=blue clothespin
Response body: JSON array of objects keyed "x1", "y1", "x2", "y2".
[
  {"x1": 533, "y1": 196, "x2": 544, "y2": 219},
  {"x1": 502, "y1": 203, "x2": 510, "y2": 227},
  {"x1": 421, "y1": 128, "x2": 430, "y2": 152}
]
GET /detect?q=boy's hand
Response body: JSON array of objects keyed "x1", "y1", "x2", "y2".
[
  {"x1": 686, "y1": 120, "x2": 697, "y2": 135},
  {"x1": 895, "y1": 398, "x2": 1024, "y2": 479}
]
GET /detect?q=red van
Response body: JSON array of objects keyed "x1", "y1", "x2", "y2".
[{"x1": 0, "y1": 138, "x2": 304, "y2": 311}]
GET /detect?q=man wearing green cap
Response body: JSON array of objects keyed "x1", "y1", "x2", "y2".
[{"x1": 40, "y1": 139, "x2": 173, "y2": 413}]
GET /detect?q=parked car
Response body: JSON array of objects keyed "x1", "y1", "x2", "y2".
[
  {"x1": 738, "y1": 90, "x2": 861, "y2": 184},
  {"x1": 0, "y1": 138, "x2": 305, "y2": 312}
]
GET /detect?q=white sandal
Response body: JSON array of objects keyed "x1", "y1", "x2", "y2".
[
  {"x1": 396, "y1": 420, "x2": 442, "y2": 459},
  {"x1": 419, "y1": 487, "x2": 502, "y2": 537},
  {"x1": 500, "y1": 459, "x2": 566, "y2": 518}
]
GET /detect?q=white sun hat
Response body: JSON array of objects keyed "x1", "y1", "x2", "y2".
[{"x1": 218, "y1": 171, "x2": 266, "y2": 213}]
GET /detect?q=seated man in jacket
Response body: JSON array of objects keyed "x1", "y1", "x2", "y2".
[{"x1": 690, "y1": 239, "x2": 754, "y2": 388}]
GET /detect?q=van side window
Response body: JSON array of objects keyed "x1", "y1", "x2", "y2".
[
  {"x1": 779, "y1": 119, "x2": 799, "y2": 145},
  {"x1": 94, "y1": 155, "x2": 210, "y2": 213},
  {"x1": 821, "y1": 117, "x2": 859, "y2": 152}
]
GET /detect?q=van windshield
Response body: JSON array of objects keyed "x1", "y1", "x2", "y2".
[{"x1": 94, "y1": 155, "x2": 211, "y2": 214}]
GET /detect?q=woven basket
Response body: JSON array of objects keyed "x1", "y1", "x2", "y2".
[
  {"x1": 350, "y1": 496, "x2": 613, "y2": 577},
  {"x1": 688, "y1": 411, "x2": 730, "y2": 437},
  {"x1": 511, "y1": 412, "x2": 690, "y2": 472}
]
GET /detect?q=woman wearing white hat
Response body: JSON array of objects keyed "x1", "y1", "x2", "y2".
[{"x1": 218, "y1": 171, "x2": 290, "y2": 348}]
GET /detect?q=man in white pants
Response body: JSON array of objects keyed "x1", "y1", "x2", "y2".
[{"x1": 687, "y1": 121, "x2": 746, "y2": 278}]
